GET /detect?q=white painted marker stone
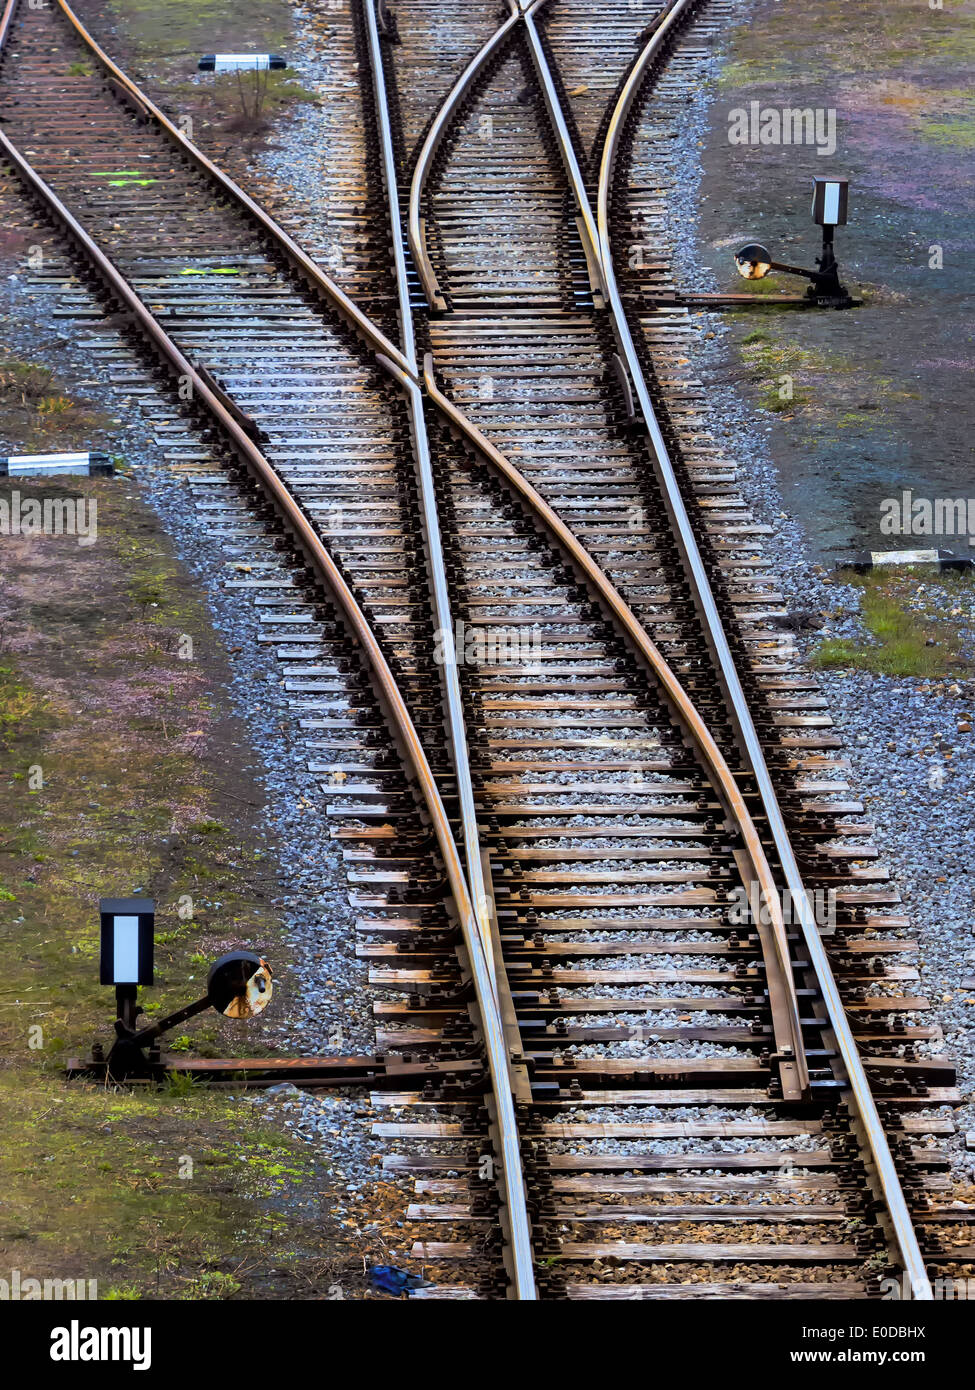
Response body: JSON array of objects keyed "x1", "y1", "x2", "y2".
[
  {"x1": 0, "y1": 451, "x2": 114, "y2": 478},
  {"x1": 198, "y1": 53, "x2": 287, "y2": 72}
]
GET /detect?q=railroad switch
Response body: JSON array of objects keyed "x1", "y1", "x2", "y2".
[
  {"x1": 71, "y1": 908, "x2": 276, "y2": 1084},
  {"x1": 731, "y1": 178, "x2": 859, "y2": 306},
  {"x1": 69, "y1": 900, "x2": 433, "y2": 1090},
  {"x1": 669, "y1": 178, "x2": 863, "y2": 309}
]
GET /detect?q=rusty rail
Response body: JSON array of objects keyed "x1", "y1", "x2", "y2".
[
  {"x1": 0, "y1": 124, "x2": 485, "y2": 987},
  {"x1": 424, "y1": 355, "x2": 807, "y2": 1098},
  {"x1": 0, "y1": 0, "x2": 931, "y2": 1299},
  {"x1": 362, "y1": 0, "x2": 536, "y2": 1299},
  {"x1": 364, "y1": 0, "x2": 496, "y2": 998},
  {"x1": 40, "y1": 0, "x2": 413, "y2": 379},
  {"x1": 406, "y1": 0, "x2": 522, "y2": 312}
]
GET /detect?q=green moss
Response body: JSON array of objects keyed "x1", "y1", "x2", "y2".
[
  {"x1": 190, "y1": 819, "x2": 227, "y2": 836},
  {"x1": 719, "y1": 0, "x2": 975, "y2": 86},
  {"x1": 810, "y1": 572, "x2": 973, "y2": 678},
  {"x1": 0, "y1": 664, "x2": 53, "y2": 747},
  {"x1": 737, "y1": 333, "x2": 848, "y2": 416},
  {"x1": 760, "y1": 385, "x2": 812, "y2": 412},
  {"x1": 0, "y1": 358, "x2": 107, "y2": 451},
  {"x1": 0, "y1": 1076, "x2": 337, "y2": 1297},
  {"x1": 918, "y1": 116, "x2": 975, "y2": 149}
]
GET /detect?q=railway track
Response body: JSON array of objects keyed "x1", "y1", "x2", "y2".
[{"x1": 1, "y1": 0, "x2": 971, "y2": 1300}]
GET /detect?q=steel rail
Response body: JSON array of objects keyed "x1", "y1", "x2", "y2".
[
  {"x1": 0, "y1": 57, "x2": 529, "y2": 1287},
  {"x1": 406, "y1": 0, "x2": 522, "y2": 312},
  {"x1": 404, "y1": 0, "x2": 808, "y2": 1100},
  {"x1": 406, "y1": 0, "x2": 605, "y2": 313},
  {"x1": 47, "y1": 0, "x2": 804, "y2": 1110},
  {"x1": 522, "y1": 0, "x2": 809, "y2": 1100},
  {"x1": 593, "y1": 0, "x2": 932, "y2": 1298},
  {"x1": 0, "y1": 126, "x2": 491, "y2": 990},
  {"x1": 4, "y1": 0, "x2": 929, "y2": 1295},
  {"x1": 58, "y1": 0, "x2": 511, "y2": 1016},
  {"x1": 363, "y1": 0, "x2": 497, "y2": 999},
  {"x1": 40, "y1": 0, "x2": 500, "y2": 999},
  {"x1": 363, "y1": 0, "x2": 536, "y2": 1299},
  {"x1": 521, "y1": 0, "x2": 604, "y2": 301}
]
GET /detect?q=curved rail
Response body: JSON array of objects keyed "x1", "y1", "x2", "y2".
[
  {"x1": 406, "y1": 0, "x2": 521, "y2": 311},
  {"x1": 362, "y1": 0, "x2": 536, "y2": 1299},
  {"x1": 398, "y1": 0, "x2": 931, "y2": 1285},
  {"x1": 0, "y1": 131, "x2": 481, "y2": 990},
  {"x1": 524, "y1": 0, "x2": 821, "y2": 1102},
  {"x1": 2, "y1": 0, "x2": 931, "y2": 1298},
  {"x1": 594, "y1": 0, "x2": 933, "y2": 1299},
  {"x1": 424, "y1": 355, "x2": 807, "y2": 1097},
  {"x1": 363, "y1": 0, "x2": 496, "y2": 999},
  {"x1": 406, "y1": 0, "x2": 604, "y2": 313}
]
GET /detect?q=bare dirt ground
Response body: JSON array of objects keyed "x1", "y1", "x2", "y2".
[{"x1": 695, "y1": 0, "x2": 975, "y2": 562}]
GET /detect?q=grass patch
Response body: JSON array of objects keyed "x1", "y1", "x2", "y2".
[
  {"x1": 0, "y1": 357, "x2": 107, "y2": 453},
  {"x1": 919, "y1": 115, "x2": 975, "y2": 149},
  {"x1": 0, "y1": 663, "x2": 53, "y2": 749},
  {"x1": 98, "y1": 0, "x2": 314, "y2": 146},
  {"x1": 164, "y1": 71, "x2": 318, "y2": 135},
  {"x1": 0, "y1": 359, "x2": 61, "y2": 405},
  {"x1": 761, "y1": 383, "x2": 812, "y2": 413},
  {"x1": 810, "y1": 571, "x2": 973, "y2": 678},
  {"x1": 741, "y1": 335, "x2": 821, "y2": 414},
  {"x1": 729, "y1": 324, "x2": 859, "y2": 418},
  {"x1": 0, "y1": 1075, "x2": 344, "y2": 1299},
  {"x1": 718, "y1": 0, "x2": 975, "y2": 84},
  {"x1": 190, "y1": 819, "x2": 227, "y2": 836}
]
